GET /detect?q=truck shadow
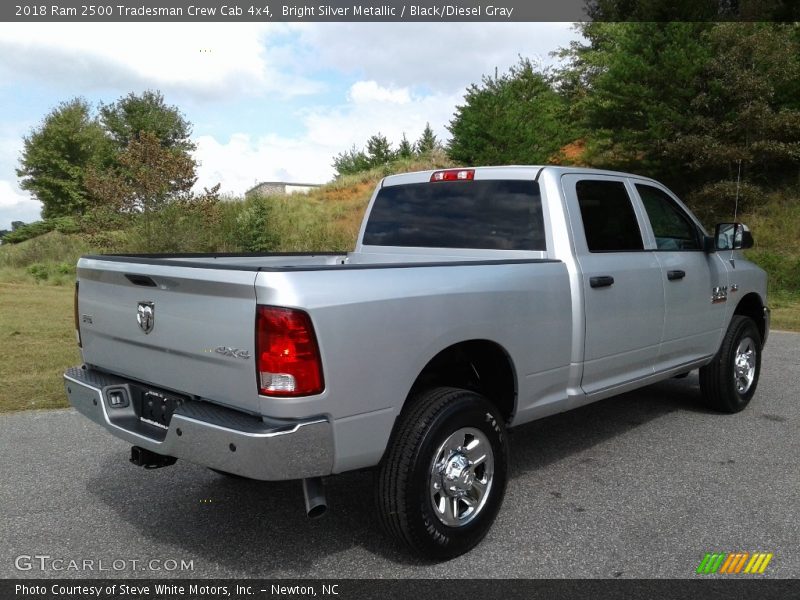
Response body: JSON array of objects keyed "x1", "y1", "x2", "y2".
[
  {"x1": 508, "y1": 372, "x2": 714, "y2": 475},
  {"x1": 86, "y1": 373, "x2": 714, "y2": 574}
]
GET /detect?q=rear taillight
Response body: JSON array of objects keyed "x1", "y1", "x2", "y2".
[
  {"x1": 74, "y1": 281, "x2": 81, "y2": 348},
  {"x1": 256, "y1": 305, "x2": 324, "y2": 397},
  {"x1": 430, "y1": 168, "x2": 474, "y2": 182}
]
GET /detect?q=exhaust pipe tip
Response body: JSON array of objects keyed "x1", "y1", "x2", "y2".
[{"x1": 302, "y1": 477, "x2": 327, "y2": 519}]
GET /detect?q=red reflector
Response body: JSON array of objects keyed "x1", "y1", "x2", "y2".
[
  {"x1": 430, "y1": 169, "x2": 475, "y2": 182},
  {"x1": 256, "y1": 306, "x2": 324, "y2": 397}
]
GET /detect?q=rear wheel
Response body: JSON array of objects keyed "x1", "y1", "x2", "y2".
[
  {"x1": 699, "y1": 316, "x2": 762, "y2": 413},
  {"x1": 376, "y1": 387, "x2": 508, "y2": 560}
]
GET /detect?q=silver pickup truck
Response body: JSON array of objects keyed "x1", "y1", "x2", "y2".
[{"x1": 65, "y1": 166, "x2": 769, "y2": 558}]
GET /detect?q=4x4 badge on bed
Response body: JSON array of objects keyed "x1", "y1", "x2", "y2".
[
  {"x1": 137, "y1": 301, "x2": 155, "y2": 334},
  {"x1": 215, "y1": 346, "x2": 251, "y2": 360}
]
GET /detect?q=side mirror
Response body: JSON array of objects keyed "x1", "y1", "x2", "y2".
[{"x1": 715, "y1": 223, "x2": 754, "y2": 251}]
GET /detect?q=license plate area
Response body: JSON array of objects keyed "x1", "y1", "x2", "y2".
[{"x1": 136, "y1": 389, "x2": 184, "y2": 431}]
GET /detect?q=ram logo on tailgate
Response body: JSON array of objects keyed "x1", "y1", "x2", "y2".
[{"x1": 137, "y1": 301, "x2": 155, "y2": 334}]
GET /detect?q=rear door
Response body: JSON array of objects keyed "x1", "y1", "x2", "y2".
[
  {"x1": 77, "y1": 258, "x2": 260, "y2": 414},
  {"x1": 561, "y1": 174, "x2": 665, "y2": 396},
  {"x1": 631, "y1": 181, "x2": 728, "y2": 369}
]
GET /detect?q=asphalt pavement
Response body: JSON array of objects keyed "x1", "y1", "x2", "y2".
[{"x1": 2, "y1": 332, "x2": 798, "y2": 579}]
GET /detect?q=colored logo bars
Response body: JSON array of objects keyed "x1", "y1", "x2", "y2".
[{"x1": 696, "y1": 552, "x2": 773, "y2": 574}]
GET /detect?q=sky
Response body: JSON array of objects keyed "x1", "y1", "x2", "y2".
[{"x1": 0, "y1": 22, "x2": 581, "y2": 229}]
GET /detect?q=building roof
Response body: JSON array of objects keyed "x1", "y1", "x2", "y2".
[{"x1": 245, "y1": 181, "x2": 324, "y2": 195}]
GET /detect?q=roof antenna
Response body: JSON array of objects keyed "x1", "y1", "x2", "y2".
[
  {"x1": 733, "y1": 158, "x2": 742, "y2": 222},
  {"x1": 730, "y1": 159, "x2": 742, "y2": 268}
]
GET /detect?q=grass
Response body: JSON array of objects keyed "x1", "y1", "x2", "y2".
[
  {"x1": 772, "y1": 305, "x2": 800, "y2": 331},
  {"x1": 0, "y1": 230, "x2": 92, "y2": 285},
  {"x1": 0, "y1": 230, "x2": 91, "y2": 269},
  {"x1": 770, "y1": 294, "x2": 800, "y2": 332},
  {"x1": 742, "y1": 191, "x2": 800, "y2": 257},
  {"x1": 0, "y1": 283, "x2": 78, "y2": 412}
]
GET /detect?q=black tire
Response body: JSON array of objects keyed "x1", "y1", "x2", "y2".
[
  {"x1": 376, "y1": 387, "x2": 508, "y2": 560},
  {"x1": 699, "y1": 316, "x2": 762, "y2": 413}
]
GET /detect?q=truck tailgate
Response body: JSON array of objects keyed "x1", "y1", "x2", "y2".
[{"x1": 76, "y1": 257, "x2": 260, "y2": 414}]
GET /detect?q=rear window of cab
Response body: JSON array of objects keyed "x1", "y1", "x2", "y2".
[{"x1": 363, "y1": 179, "x2": 546, "y2": 250}]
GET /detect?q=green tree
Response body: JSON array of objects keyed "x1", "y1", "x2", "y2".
[
  {"x1": 586, "y1": 0, "x2": 800, "y2": 21},
  {"x1": 366, "y1": 133, "x2": 394, "y2": 166},
  {"x1": 16, "y1": 98, "x2": 113, "y2": 218},
  {"x1": 447, "y1": 59, "x2": 573, "y2": 165},
  {"x1": 93, "y1": 90, "x2": 203, "y2": 221},
  {"x1": 236, "y1": 196, "x2": 278, "y2": 252},
  {"x1": 586, "y1": 0, "x2": 722, "y2": 21},
  {"x1": 397, "y1": 133, "x2": 414, "y2": 159},
  {"x1": 670, "y1": 24, "x2": 800, "y2": 187},
  {"x1": 100, "y1": 90, "x2": 195, "y2": 152},
  {"x1": 85, "y1": 132, "x2": 197, "y2": 247},
  {"x1": 415, "y1": 123, "x2": 440, "y2": 155},
  {"x1": 332, "y1": 145, "x2": 371, "y2": 176},
  {"x1": 561, "y1": 22, "x2": 711, "y2": 182},
  {"x1": 563, "y1": 23, "x2": 800, "y2": 203}
]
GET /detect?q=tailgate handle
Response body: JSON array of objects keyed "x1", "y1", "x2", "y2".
[
  {"x1": 125, "y1": 274, "x2": 157, "y2": 287},
  {"x1": 590, "y1": 276, "x2": 615, "y2": 288},
  {"x1": 667, "y1": 270, "x2": 686, "y2": 281}
]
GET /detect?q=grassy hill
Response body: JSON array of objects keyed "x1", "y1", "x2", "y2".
[{"x1": 1, "y1": 156, "x2": 797, "y2": 320}]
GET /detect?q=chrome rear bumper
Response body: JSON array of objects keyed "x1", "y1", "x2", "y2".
[{"x1": 64, "y1": 365, "x2": 334, "y2": 481}]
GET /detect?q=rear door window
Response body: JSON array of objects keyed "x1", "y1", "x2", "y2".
[
  {"x1": 362, "y1": 179, "x2": 546, "y2": 250},
  {"x1": 575, "y1": 180, "x2": 644, "y2": 252}
]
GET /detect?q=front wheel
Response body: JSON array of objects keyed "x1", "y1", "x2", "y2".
[
  {"x1": 376, "y1": 387, "x2": 508, "y2": 560},
  {"x1": 699, "y1": 316, "x2": 762, "y2": 413}
]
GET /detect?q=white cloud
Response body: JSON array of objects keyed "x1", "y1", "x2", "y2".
[
  {"x1": 188, "y1": 23, "x2": 582, "y2": 194},
  {"x1": 194, "y1": 80, "x2": 459, "y2": 194},
  {"x1": 0, "y1": 181, "x2": 40, "y2": 230},
  {"x1": 0, "y1": 23, "x2": 321, "y2": 100},
  {"x1": 0, "y1": 135, "x2": 22, "y2": 166},
  {"x1": 304, "y1": 85, "x2": 458, "y2": 150},
  {"x1": 348, "y1": 81, "x2": 411, "y2": 104},
  {"x1": 195, "y1": 133, "x2": 332, "y2": 193},
  {"x1": 0, "y1": 136, "x2": 41, "y2": 229},
  {"x1": 0, "y1": 23, "x2": 579, "y2": 102},
  {"x1": 292, "y1": 22, "x2": 578, "y2": 94}
]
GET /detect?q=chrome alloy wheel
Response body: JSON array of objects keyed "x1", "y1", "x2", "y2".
[
  {"x1": 429, "y1": 427, "x2": 494, "y2": 527},
  {"x1": 733, "y1": 336, "x2": 757, "y2": 394}
]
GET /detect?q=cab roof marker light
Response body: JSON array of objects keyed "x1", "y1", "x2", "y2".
[{"x1": 430, "y1": 169, "x2": 475, "y2": 182}]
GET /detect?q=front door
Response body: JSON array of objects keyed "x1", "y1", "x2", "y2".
[{"x1": 632, "y1": 181, "x2": 728, "y2": 370}]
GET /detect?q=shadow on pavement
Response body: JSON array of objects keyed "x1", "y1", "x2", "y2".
[{"x1": 85, "y1": 373, "x2": 715, "y2": 575}]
